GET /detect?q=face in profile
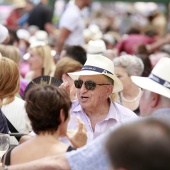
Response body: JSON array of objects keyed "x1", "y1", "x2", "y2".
[{"x1": 27, "y1": 49, "x2": 43, "y2": 71}]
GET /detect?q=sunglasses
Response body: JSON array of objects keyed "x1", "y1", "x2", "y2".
[{"x1": 74, "y1": 79, "x2": 111, "y2": 90}]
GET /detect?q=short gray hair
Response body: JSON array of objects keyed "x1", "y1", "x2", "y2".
[{"x1": 113, "y1": 55, "x2": 144, "y2": 76}]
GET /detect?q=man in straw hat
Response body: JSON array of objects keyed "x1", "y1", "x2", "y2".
[
  {"x1": 5, "y1": 55, "x2": 138, "y2": 170},
  {"x1": 131, "y1": 57, "x2": 170, "y2": 118},
  {"x1": 63, "y1": 54, "x2": 137, "y2": 144}
]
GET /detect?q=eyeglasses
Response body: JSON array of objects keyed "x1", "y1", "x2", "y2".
[{"x1": 74, "y1": 79, "x2": 111, "y2": 90}]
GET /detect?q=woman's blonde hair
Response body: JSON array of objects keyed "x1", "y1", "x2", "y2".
[
  {"x1": 0, "y1": 57, "x2": 20, "y2": 105},
  {"x1": 29, "y1": 45, "x2": 56, "y2": 76},
  {"x1": 0, "y1": 44, "x2": 21, "y2": 66}
]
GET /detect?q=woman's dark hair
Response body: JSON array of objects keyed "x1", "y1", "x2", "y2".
[{"x1": 25, "y1": 85, "x2": 71, "y2": 134}]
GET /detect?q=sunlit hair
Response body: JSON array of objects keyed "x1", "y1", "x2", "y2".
[
  {"x1": 0, "y1": 57, "x2": 20, "y2": 105},
  {"x1": 29, "y1": 45, "x2": 56, "y2": 75},
  {"x1": 0, "y1": 44, "x2": 21, "y2": 66},
  {"x1": 114, "y1": 55, "x2": 144, "y2": 76},
  {"x1": 54, "y1": 57, "x2": 83, "y2": 81},
  {"x1": 25, "y1": 85, "x2": 72, "y2": 135}
]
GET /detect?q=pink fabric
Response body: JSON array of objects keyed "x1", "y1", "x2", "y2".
[{"x1": 116, "y1": 34, "x2": 155, "y2": 55}]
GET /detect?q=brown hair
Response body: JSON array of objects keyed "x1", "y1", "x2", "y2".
[
  {"x1": 25, "y1": 85, "x2": 71, "y2": 134},
  {"x1": 54, "y1": 57, "x2": 82, "y2": 81},
  {"x1": 0, "y1": 57, "x2": 20, "y2": 105}
]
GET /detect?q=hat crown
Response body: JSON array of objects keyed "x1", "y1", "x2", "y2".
[
  {"x1": 84, "y1": 55, "x2": 114, "y2": 75},
  {"x1": 87, "y1": 40, "x2": 106, "y2": 54},
  {"x1": 152, "y1": 57, "x2": 170, "y2": 82}
]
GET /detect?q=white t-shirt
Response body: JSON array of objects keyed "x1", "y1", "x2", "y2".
[
  {"x1": 59, "y1": 2, "x2": 85, "y2": 46},
  {"x1": 2, "y1": 96, "x2": 32, "y2": 145}
]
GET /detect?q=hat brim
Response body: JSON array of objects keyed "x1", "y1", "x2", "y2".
[
  {"x1": 131, "y1": 76, "x2": 170, "y2": 99},
  {"x1": 68, "y1": 70, "x2": 123, "y2": 93}
]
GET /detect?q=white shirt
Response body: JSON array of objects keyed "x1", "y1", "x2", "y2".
[
  {"x1": 59, "y1": 2, "x2": 84, "y2": 46},
  {"x1": 2, "y1": 96, "x2": 32, "y2": 145}
]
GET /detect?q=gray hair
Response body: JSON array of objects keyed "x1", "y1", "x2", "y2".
[{"x1": 113, "y1": 54, "x2": 144, "y2": 76}]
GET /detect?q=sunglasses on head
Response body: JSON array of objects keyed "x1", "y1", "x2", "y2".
[{"x1": 74, "y1": 79, "x2": 111, "y2": 90}]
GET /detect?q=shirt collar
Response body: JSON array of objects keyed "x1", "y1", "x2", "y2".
[{"x1": 71, "y1": 99, "x2": 119, "y2": 122}]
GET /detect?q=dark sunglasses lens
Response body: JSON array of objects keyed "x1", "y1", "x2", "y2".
[
  {"x1": 74, "y1": 80, "x2": 83, "y2": 89},
  {"x1": 85, "y1": 81, "x2": 96, "y2": 90}
]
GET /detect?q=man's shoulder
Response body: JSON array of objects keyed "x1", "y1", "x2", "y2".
[{"x1": 112, "y1": 101, "x2": 137, "y2": 118}]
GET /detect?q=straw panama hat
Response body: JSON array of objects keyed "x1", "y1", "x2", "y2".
[
  {"x1": 131, "y1": 57, "x2": 170, "y2": 99},
  {"x1": 87, "y1": 39, "x2": 106, "y2": 56},
  {"x1": 68, "y1": 55, "x2": 123, "y2": 93}
]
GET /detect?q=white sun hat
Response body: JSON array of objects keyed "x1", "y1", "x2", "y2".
[
  {"x1": 0, "y1": 24, "x2": 9, "y2": 44},
  {"x1": 68, "y1": 55, "x2": 123, "y2": 93},
  {"x1": 87, "y1": 39, "x2": 106, "y2": 58},
  {"x1": 16, "y1": 29, "x2": 31, "y2": 42},
  {"x1": 131, "y1": 57, "x2": 170, "y2": 99}
]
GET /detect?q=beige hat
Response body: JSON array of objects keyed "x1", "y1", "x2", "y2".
[
  {"x1": 29, "y1": 30, "x2": 48, "y2": 46},
  {"x1": 68, "y1": 55, "x2": 123, "y2": 93},
  {"x1": 132, "y1": 57, "x2": 170, "y2": 98},
  {"x1": 16, "y1": 29, "x2": 30, "y2": 41},
  {"x1": 13, "y1": 0, "x2": 26, "y2": 8},
  {"x1": 0, "y1": 24, "x2": 9, "y2": 44},
  {"x1": 87, "y1": 39, "x2": 106, "y2": 58}
]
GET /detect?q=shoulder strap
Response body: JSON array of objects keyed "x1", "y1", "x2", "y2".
[
  {"x1": 5, "y1": 117, "x2": 21, "y2": 141},
  {"x1": 4, "y1": 147, "x2": 15, "y2": 166}
]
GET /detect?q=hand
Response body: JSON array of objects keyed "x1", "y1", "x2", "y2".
[{"x1": 67, "y1": 117, "x2": 87, "y2": 148}]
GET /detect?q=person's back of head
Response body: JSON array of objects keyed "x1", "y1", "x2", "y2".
[
  {"x1": 0, "y1": 57, "x2": 20, "y2": 105},
  {"x1": 0, "y1": 44, "x2": 21, "y2": 66},
  {"x1": 106, "y1": 118, "x2": 170, "y2": 170},
  {"x1": 25, "y1": 85, "x2": 71, "y2": 135},
  {"x1": 64, "y1": 45, "x2": 87, "y2": 65}
]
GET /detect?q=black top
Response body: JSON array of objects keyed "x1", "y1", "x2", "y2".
[
  {"x1": 27, "y1": 3, "x2": 53, "y2": 30},
  {"x1": 0, "y1": 108, "x2": 9, "y2": 134},
  {"x1": 4, "y1": 145, "x2": 76, "y2": 166}
]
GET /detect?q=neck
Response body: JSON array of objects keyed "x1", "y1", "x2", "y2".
[
  {"x1": 84, "y1": 99, "x2": 110, "y2": 130},
  {"x1": 75, "y1": 0, "x2": 84, "y2": 10},
  {"x1": 121, "y1": 86, "x2": 142, "y2": 103},
  {"x1": 37, "y1": 131, "x2": 60, "y2": 142},
  {"x1": 33, "y1": 69, "x2": 43, "y2": 78}
]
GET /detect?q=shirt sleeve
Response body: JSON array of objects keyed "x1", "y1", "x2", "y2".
[
  {"x1": 59, "y1": 8, "x2": 80, "y2": 32},
  {"x1": 65, "y1": 128, "x2": 112, "y2": 170}
]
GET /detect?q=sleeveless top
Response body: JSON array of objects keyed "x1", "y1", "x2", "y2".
[{"x1": 4, "y1": 145, "x2": 76, "y2": 166}]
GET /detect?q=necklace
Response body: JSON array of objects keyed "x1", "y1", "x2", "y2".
[{"x1": 120, "y1": 88, "x2": 142, "y2": 103}]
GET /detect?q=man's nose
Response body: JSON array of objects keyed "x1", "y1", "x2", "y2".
[{"x1": 79, "y1": 83, "x2": 88, "y2": 92}]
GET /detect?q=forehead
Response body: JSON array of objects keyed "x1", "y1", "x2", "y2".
[{"x1": 79, "y1": 74, "x2": 107, "y2": 81}]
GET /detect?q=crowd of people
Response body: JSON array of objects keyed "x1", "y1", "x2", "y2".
[{"x1": 0, "y1": 0, "x2": 170, "y2": 170}]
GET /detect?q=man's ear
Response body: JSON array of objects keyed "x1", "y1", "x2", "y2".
[
  {"x1": 107, "y1": 85, "x2": 114, "y2": 96},
  {"x1": 60, "y1": 109, "x2": 65, "y2": 123},
  {"x1": 150, "y1": 92, "x2": 160, "y2": 108}
]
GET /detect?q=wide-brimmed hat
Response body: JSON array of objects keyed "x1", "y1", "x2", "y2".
[
  {"x1": 68, "y1": 55, "x2": 123, "y2": 93},
  {"x1": 131, "y1": 57, "x2": 170, "y2": 98}
]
